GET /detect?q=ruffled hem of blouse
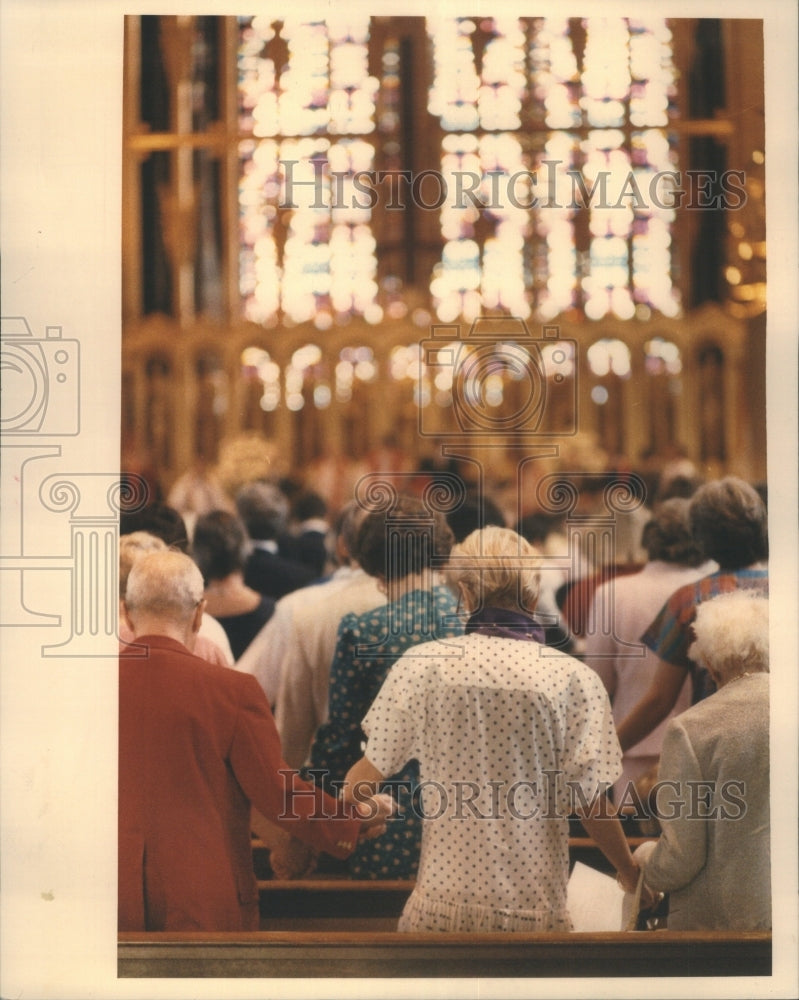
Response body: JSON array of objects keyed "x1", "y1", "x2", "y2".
[{"x1": 397, "y1": 890, "x2": 573, "y2": 933}]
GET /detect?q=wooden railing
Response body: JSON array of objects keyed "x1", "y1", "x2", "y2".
[{"x1": 118, "y1": 929, "x2": 772, "y2": 979}]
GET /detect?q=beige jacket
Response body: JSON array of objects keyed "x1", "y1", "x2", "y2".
[{"x1": 639, "y1": 672, "x2": 770, "y2": 930}]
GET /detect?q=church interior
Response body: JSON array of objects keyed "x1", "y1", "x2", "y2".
[
  {"x1": 108, "y1": 12, "x2": 793, "y2": 983},
  {"x1": 121, "y1": 15, "x2": 767, "y2": 520}
]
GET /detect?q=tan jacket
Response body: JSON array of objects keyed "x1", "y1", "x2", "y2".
[{"x1": 641, "y1": 672, "x2": 770, "y2": 930}]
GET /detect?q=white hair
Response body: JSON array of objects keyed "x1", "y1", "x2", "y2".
[
  {"x1": 125, "y1": 549, "x2": 204, "y2": 621},
  {"x1": 688, "y1": 590, "x2": 769, "y2": 683}
]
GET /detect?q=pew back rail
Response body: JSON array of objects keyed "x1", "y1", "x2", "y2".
[{"x1": 118, "y1": 929, "x2": 772, "y2": 979}]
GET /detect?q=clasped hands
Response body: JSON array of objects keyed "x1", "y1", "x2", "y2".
[
  {"x1": 261, "y1": 788, "x2": 396, "y2": 880},
  {"x1": 345, "y1": 785, "x2": 397, "y2": 841},
  {"x1": 617, "y1": 860, "x2": 662, "y2": 911}
]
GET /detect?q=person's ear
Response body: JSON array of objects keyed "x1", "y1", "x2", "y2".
[
  {"x1": 521, "y1": 588, "x2": 540, "y2": 615},
  {"x1": 191, "y1": 597, "x2": 206, "y2": 635},
  {"x1": 121, "y1": 601, "x2": 136, "y2": 634},
  {"x1": 458, "y1": 581, "x2": 474, "y2": 614}
]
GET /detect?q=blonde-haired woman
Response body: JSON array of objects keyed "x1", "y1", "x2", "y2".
[{"x1": 345, "y1": 526, "x2": 644, "y2": 933}]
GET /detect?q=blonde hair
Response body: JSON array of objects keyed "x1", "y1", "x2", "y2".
[
  {"x1": 445, "y1": 525, "x2": 541, "y2": 613},
  {"x1": 688, "y1": 590, "x2": 769, "y2": 683},
  {"x1": 119, "y1": 531, "x2": 168, "y2": 598}
]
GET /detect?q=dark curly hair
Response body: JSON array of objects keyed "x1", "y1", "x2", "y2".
[
  {"x1": 446, "y1": 490, "x2": 506, "y2": 543},
  {"x1": 354, "y1": 494, "x2": 455, "y2": 582}
]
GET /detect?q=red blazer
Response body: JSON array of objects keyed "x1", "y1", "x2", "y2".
[{"x1": 119, "y1": 635, "x2": 360, "y2": 931}]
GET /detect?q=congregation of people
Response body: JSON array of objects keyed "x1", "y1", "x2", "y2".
[{"x1": 117, "y1": 450, "x2": 771, "y2": 936}]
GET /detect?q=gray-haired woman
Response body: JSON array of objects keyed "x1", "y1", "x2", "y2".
[{"x1": 636, "y1": 590, "x2": 770, "y2": 930}]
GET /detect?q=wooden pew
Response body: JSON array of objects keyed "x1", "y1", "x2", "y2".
[
  {"x1": 253, "y1": 836, "x2": 660, "y2": 930},
  {"x1": 118, "y1": 929, "x2": 772, "y2": 979},
  {"x1": 123, "y1": 835, "x2": 769, "y2": 977},
  {"x1": 258, "y1": 877, "x2": 411, "y2": 930}
]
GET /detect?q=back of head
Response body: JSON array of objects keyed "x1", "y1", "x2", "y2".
[
  {"x1": 291, "y1": 489, "x2": 328, "y2": 524},
  {"x1": 333, "y1": 499, "x2": 367, "y2": 565},
  {"x1": 446, "y1": 525, "x2": 541, "y2": 613},
  {"x1": 119, "y1": 502, "x2": 190, "y2": 553},
  {"x1": 355, "y1": 493, "x2": 455, "y2": 582},
  {"x1": 235, "y1": 480, "x2": 290, "y2": 541},
  {"x1": 655, "y1": 473, "x2": 704, "y2": 503},
  {"x1": 119, "y1": 531, "x2": 168, "y2": 598},
  {"x1": 446, "y1": 491, "x2": 506, "y2": 543},
  {"x1": 515, "y1": 511, "x2": 564, "y2": 547},
  {"x1": 689, "y1": 476, "x2": 768, "y2": 568},
  {"x1": 688, "y1": 590, "x2": 769, "y2": 682},
  {"x1": 191, "y1": 510, "x2": 250, "y2": 583},
  {"x1": 125, "y1": 549, "x2": 205, "y2": 625},
  {"x1": 642, "y1": 498, "x2": 705, "y2": 566}
]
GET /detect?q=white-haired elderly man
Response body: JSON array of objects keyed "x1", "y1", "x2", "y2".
[
  {"x1": 635, "y1": 590, "x2": 770, "y2": 930},
  {"x1": 118, "y1": 549, "x2": 391, "y2": 932}
]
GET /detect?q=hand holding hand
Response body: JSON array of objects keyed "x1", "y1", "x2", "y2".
[
  {"x1": 617, "y1": 859, "x2": 662, "y2": 911},
  {"x1": 630, "y1": 839, "x2": 663, "y2": 911},
  {"x1": 354, "y1": 792, "x2": 396, "y2": 841},
  {"x1": 268, "y1": 829, "x2": 319, "y2": 879}
]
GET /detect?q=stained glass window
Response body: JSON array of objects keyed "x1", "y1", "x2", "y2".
[
  {"x1": 238, "y1": 16, "x2": 381, "y2": 328},
  {"x1": 237, "y1": 15, "x2": 680, "y2": 332},
  {"x1": 427, "y1": 16, "x2": 680, "y2": 324},
  {"x1": 122, "y1": 15, "x2": 764, "y2": 489},
  {"x1": 587, "y1": 338, "x2": 632, "y2": 378}
]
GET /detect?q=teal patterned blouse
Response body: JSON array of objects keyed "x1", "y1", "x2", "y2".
[{"x1": 305, "y1": 584, "x2": 463, "y2": 879}]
